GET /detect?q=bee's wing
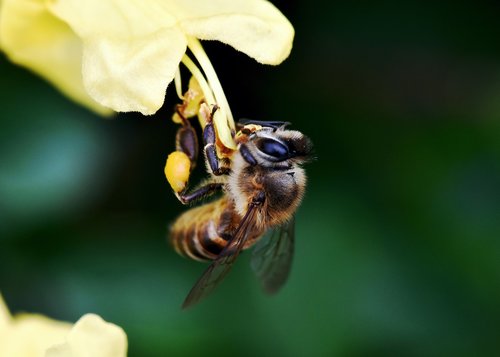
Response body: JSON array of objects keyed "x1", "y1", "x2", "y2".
[
  {"x1": 251, "y1": 216, "x2": 295, "y2": 294},
  {"x1": 182, "y1": 204, "x2": 259, "y2": 309}
]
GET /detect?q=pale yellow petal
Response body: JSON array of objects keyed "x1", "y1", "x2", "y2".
[
  {"x1": 80, "y1": 30, "x2": 186, "y2": 115},
  {"x1": 0, "y1": 313, "x2": 71, "y2": 357},
  {"x1": 178, "y1": 0, "x2": 294, "y2": 65},
  {"x1": 47, "y1": 0, "x2": 187, "y2": 115},
  {"x1": 0, "y1": 0, "x2": 112, "y2": 116},
  {"x1": 0, "y1": 294, "x2": 11, "y2": 330},
  {"x1": 45, "y1": 343, "x2": 72, "y2": 357},
  {"x1": 46, "y1": 313, "x2": 127, "y2": 357},
  {"x1": 46, "y1": 0, "x2": 179, "y2": 36}
]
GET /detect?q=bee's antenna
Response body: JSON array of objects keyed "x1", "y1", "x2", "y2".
[{"x1": 238, "y1": 119, "x2": 291, "y2": 130}]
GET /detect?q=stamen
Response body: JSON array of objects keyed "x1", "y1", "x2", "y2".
[
  {"x1": 180, "y1": 54, "x2": 216, "y2": 127},
  {"x1": 174, "y1": 68, "x2": 183, "y2": 100},
  {"x1": 186, "y1": 37, "x2": 236, "y2": 150}
]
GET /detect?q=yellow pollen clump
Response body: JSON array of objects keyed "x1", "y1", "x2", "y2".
[{"x1": 165, "y1": 151, "x2": 191, "y2": 193}]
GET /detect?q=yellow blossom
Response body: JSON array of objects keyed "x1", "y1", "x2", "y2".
[
  {"x1": 0, "y1": 294, "x2": 127, "y2": 357},
  {"x1": 0, "y1": 0, "x2": 294, "y2": 148}
]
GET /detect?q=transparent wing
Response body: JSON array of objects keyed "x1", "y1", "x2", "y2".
[
  {"x1": 251, "y1": 216, "x2": 295, "y2": 295},
  {"x1": 182, "y1": 205, "x2": 258, "y2": 309}
]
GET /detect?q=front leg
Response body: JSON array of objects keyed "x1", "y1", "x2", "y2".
[{"x1": 203, "y1": 105, "x2": 231, "y2": 176}]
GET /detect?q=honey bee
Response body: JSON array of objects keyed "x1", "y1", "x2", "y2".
[{"x1": 166, "y1": 101, "x2": 312, "y2": 309}]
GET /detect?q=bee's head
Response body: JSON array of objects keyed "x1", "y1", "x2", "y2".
[{"x1": 251, "y1": 126, "x2": 313, "y2": 165}]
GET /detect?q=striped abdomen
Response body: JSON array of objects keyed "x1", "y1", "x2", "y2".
[{"x1": 170, "y1": 197, "x2": 239, "y2": 261}]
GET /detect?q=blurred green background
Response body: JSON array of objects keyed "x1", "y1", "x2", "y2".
[{"x1": 1, "y1": 1, "x2": 500, "y2": 356}]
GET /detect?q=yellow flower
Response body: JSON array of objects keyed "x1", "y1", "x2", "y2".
[
  {"x1": 0, "y1": 0, "x2": 294, "y2": 148},
  {"x1": 0, "y1": 295, "x2": 127, "y2": 357}
]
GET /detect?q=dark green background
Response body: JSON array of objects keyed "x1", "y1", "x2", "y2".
[{"x1": 1, "y1": 1, "x2": 500, "y2": 356}]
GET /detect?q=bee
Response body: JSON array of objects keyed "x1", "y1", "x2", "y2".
[{"x1": 166, "y1": 100, "x2": 312, "y2": 309}]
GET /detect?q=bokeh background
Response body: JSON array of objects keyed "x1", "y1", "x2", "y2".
[{"x1": 1, "y1": 1, "x2": 500, "y2": 356}]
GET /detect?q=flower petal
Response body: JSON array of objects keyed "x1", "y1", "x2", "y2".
[
  {"x1": 45, "y1": 314, "x2": 127, "y2": 357},
  {"x1": 0, "y1": 294, "x2": 11, "y2": 330},
  {"x1": 178, "y1": 0, "x2": 294, "y2": 65},
  {"x1": 80, "y1": 30, "x2": 186, "y2": 115},
  {"x1": 0, "y1": 313, "x2": 71, "y2": 357},
  {"x1": 47, "y1": 0, "x2": 187, "y2": 115},
  {"x1": 0, "y1": 0, "x2": 112, "y2": 116}
]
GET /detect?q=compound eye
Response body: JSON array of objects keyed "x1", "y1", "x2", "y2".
[{"x1": 257, "y1": 138, "x2": 289, "y2": 160}]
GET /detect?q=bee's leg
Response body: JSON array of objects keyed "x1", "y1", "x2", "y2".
[
  {"x1": 166, "y1": 108, "x2": 201, "y2": 200},
  {"x1": 166, "y1": 154, "x2": 224, "y2": 205},
  {"x1": 177, "y1": 182, "x2": 224, "y2": 205},
  {"x1": 239, "y1": 144, "x2": 257, "y2": 166},
  {"x1": 203, "y1": 105, "x2": 231, "y2": 176},
  {"x1": 175, "y1": 106, "x2": 198, "y2": 167}
]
